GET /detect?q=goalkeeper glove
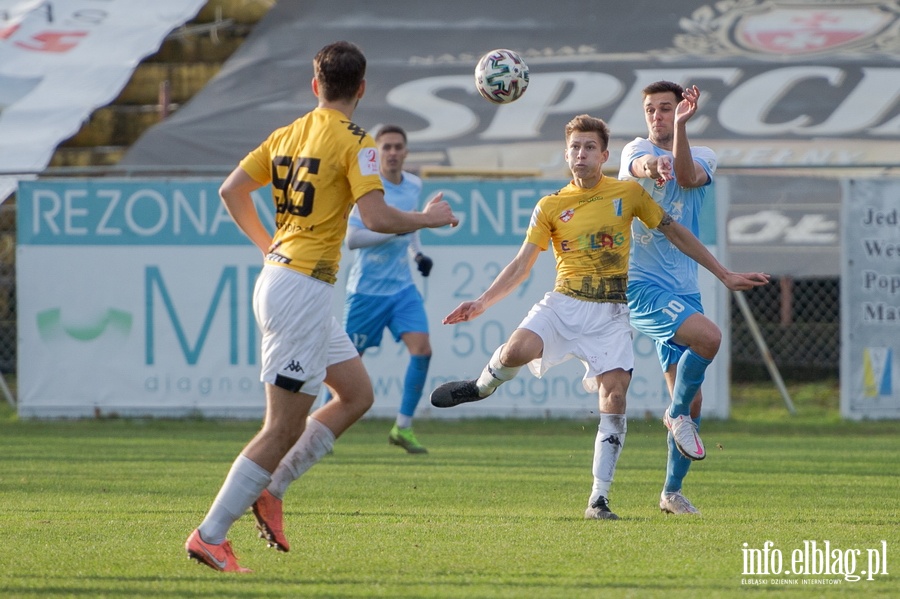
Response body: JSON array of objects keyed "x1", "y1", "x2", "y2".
[{"x1": 415, "y1": 253, "x2": 433, "y2": 277}]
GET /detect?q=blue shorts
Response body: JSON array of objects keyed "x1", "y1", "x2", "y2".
[
  {"x1": 343, "y1": 285, "x2": 428, "y2": 352},
  {"x1": 627, "y1": 280, "x2": 703, "y2": 371}
]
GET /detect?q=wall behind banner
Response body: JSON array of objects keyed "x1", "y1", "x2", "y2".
[{"x1": 16, "y1": 178, "x2": 729, "y2": 420}]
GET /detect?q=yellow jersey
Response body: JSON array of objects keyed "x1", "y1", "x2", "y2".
[
  {"x1": 240, "y1": 108, "x2": 384, "y2": 284},
  {"x1": 525, "y1": 177, "x2": 664, "y2": 302}
]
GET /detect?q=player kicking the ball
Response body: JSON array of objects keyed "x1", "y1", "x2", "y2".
[{"x1": 431, "y1": 114, "x2": 768, "y2": 520}]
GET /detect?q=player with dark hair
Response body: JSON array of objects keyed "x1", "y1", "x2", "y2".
[
  {"x1": 430, "y1": 114, "x2": 768, "y2": 520},
  {"x1": 340, "y1": 124, "x2": 435, "y2": 453},
  {"x1": 619, "y1": 81, "x2": 745, "y2": 515},
  {"x1": 311, "y1": 124, "x2": 434, "y2": 452},
  {"x1": 185, "y1": 41, "x2": 457, "y2": 572}
]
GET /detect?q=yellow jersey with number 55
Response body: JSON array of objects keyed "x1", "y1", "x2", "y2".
[{"x1": 240, "y1": 107, "x2": 384, "y2": 284}]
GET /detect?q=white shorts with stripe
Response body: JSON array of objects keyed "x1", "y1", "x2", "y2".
[
  {"x1": 518, "y1": 291, "x2": 634, "y2": 393},
  {"x1": 254, "y1": 264, "x2": 358, "y2": 397}
]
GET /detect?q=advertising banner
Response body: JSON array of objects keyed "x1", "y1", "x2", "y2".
[
  {"x1": 17, "y1": 178, "x2": 729, "y2": 419},
  {"x1": 122, "y1": 0, "x2": 900, "y2": 176},
  {"x1": 0, "y1": 0, "x2": 207, "y2": 199},
  {"x1": 840, "y1": 179, "x2": 900, "y2": 419}
]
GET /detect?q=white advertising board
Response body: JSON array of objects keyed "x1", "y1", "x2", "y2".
[
  {"x1": 17, "y1": 178, "x2": 729, "y2": 419},
  {"x1": 840, "y1": 179, "x2": 900, "y2": 419}
]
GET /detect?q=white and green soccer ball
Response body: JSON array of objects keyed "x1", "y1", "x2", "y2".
[{"x1": 474, "y1": 48, "x2": 529, "y2": 104}]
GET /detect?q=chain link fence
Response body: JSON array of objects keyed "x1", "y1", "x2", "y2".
[
  {"x1": 0, "y1": 200, "x2": 16, "y2": 403},
  {"x1": 731, "y1": 277, "x2": 839, "y2": 381}
]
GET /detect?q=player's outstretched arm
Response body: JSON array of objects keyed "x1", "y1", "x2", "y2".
[
  {"x1": 658, "y1": 215, "x2": 770, "y2": 290},
  {"x1": 346, "y1": 225, "x2": 397, "y2": 249},
  {"x1": 443, "y1": 241, "x2": 541, "y2": 324},
  {"x1": 443, "y1": 300, "x2": 486, "y2": 324},
  {"x1": 719, "y1": 271, "x2": 771, "y2": 290},
  {"x1": 631, "y1": 154, "x2": 673, "y2": 181},
  {"x1": 357, "y1": 190, "x2": 458, "y2": 234},
  {"x1": 420, "y1": 192, "x2": 459, "y2": 228}
]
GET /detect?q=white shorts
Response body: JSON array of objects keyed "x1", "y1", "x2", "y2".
[
  {"x1": 518, "y1": 291, "x2": 634, "y2": 393},
  {"x1": 254, "y1": 265, "x2": 358, "y2": 397}
]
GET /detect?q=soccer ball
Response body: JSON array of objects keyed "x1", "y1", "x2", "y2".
[{"x1": 474, "y1": 49, "x2": 529, "y2": 104}]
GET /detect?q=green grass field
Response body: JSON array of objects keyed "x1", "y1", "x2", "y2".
[{"x1": 1, "y1": 379, "x2": 898, "y2": 598}]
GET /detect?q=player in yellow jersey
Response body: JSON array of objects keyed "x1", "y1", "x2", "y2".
[
  {"x1": 430, "y1": 114, "x2": 767, "y2": 520},
  {"x1": 185, "y1": 41, "x2": 458, "y2": 573}
]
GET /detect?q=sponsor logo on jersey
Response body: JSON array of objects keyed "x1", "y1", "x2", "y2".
[{"x1": 358, "y1": 147, "x2": 379, "y2": 176}]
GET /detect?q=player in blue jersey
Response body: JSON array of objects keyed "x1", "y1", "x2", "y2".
[
  {"x1": 343, "y1": 124, "x2": 434, "y2": 453},
  {"x1": 619, "y1": 81, "x2": 767, "y2": 515}
]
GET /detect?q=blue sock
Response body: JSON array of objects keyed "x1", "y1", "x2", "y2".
[
  {"x1": 399, "y1": 354, "x2": 430, "y2": 418},
  {"x1": 670, "y1": 350, "x2": 711, "y2": 417},
  {"x1": 664, "y1": 416, "x2": 701, "y2": 493}
]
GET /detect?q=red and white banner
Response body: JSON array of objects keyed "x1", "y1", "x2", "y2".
[{"x1": 0, "y1": 0, "x2": 206, "y2": 200}]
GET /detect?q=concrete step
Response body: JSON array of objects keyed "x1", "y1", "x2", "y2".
[
  {"x1": 148, "y1": 0, "x2": 271, "y2": 62},
  {"x1": 114, "y1": 62, "x2": 222, "y2": 105},
  {"x1": 62, "y1": 105, "x2": 171, "y2": 147},
  {"x1": 150, "y1": 32, "x2": 248, "y2": 64},
  {"x1": 48, "y1": 146, "x2": 127, "y2": 168},
  {"x1": 195, "y1": 0, "x2": 273, "y2": 24}
]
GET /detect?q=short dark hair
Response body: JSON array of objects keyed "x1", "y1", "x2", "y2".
[
  {"x1": 375, "y1": 124, "x2": 407, "y2": 144},
  {"x1": 565, "y1": 114, "x2": 610, "y2": 150},
  {"x1": 313, "y1": 41, "x2": 366, "y2": 102},
  {"x1": 642, "y1": 80, "x2": 684, "y2": 100}
]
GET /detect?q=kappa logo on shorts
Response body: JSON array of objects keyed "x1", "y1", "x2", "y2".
[{"x1": 284, "y1": 360, "x2": 305, "y2": 374}]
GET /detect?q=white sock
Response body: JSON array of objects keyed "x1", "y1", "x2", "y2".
[
  {"x1": 198, "y1": 454, "x2": 271, "y2": 544},
  {"x1": 475, "y1": 345, "x2": 521, "y2": 397},
  {"x1": 589, "y1": 414, "x2": 627, "y2": 505},
  {"x1": 267, "y1": 417, "x2": 335, "y2": 499},
  {"x1": 395, "y1": 414, "x2": 412, "y2": 429}
]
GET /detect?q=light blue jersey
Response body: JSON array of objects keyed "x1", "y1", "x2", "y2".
[
  {"x1": 618, "y1": 137, "x2": 716, "y2": 295},
  {"x1": 346, "y1": 172, "x2": 423, "y2": 296}
]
